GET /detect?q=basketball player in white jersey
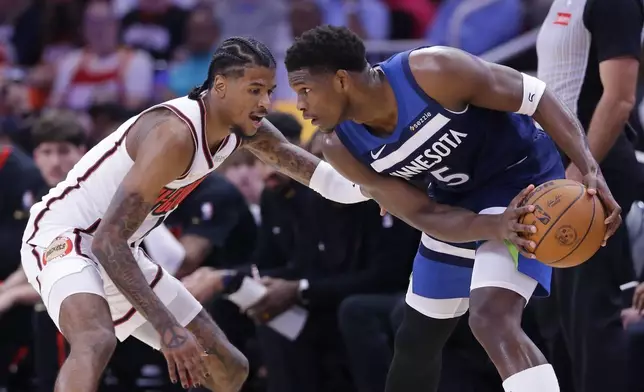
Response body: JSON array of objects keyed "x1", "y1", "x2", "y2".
[{"x1": 20, "y1": 37, "x2": 368, "y2": 391}]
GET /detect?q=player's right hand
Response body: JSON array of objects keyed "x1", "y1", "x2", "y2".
[
  {"x1": 160, "y1": 324, "x2": 210, "y2": 388},
  {"x1": 498, "y1": 184, "x2": 538, "y2": 258}
]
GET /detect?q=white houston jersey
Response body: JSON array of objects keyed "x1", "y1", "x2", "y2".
[{"x1": 23, "y1": 96, "x2": 241, "y2": 249}]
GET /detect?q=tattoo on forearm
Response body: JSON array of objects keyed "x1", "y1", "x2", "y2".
[
  {"x1": 161, "y1": 325, "x2": 189, "y2": 349},
  {"x1": 92, "y1": 187, "x2": 181, "y2": 346},
  {"x1": 244, "y1": 124, "x2": 319, "y2": 186}
]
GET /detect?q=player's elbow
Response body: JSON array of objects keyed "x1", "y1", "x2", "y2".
[{"x1": 90, "y1": 232, "x2": 122, "y2": 265}]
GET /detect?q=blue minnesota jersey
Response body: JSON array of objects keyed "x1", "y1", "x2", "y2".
[
  {"x1": 335, "y1": 48, "x2": 566, "y2": 302},
  {"x1": 335, "y1": 49, "x2": 558, "y2": 194}
]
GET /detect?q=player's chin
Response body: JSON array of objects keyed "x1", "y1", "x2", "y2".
[
  {"x1": 318, "y1": 124, "x2": 336, "y2": 134},
  {"x1": 231, "y1": 124, "x2": 258, "y2": 139}
]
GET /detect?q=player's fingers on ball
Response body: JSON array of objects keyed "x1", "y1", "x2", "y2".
[
  {"x1": 511, "y1": 185, "x2": 534, "y2": 207},
  {"x1": 511, "y1": 236, "x2": 536, "y2": 258},
  {"x1": 513, "y1": 205, "x2": 535, "y2": 217},
  {"x1": 516, "y1": 244, "x2": 536, "y2": 259},
  {"x1": 510, "y1": 222, "x2": 536, "y2": 235}
]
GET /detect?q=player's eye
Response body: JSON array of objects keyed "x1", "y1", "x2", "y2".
[{"x1": 249, "y1": 88, "x2": 261, "y2": 95}]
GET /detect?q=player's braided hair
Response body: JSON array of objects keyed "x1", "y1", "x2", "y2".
[
  {"x1": 188, "y1": 37, "x2": 276, "y2": 100},
  {"x1": 285, "y1": 25, "x2": 367, "y2": 73}
]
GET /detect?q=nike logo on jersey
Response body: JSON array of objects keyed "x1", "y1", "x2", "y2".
[
  {"x1": 371, "y1": 145, "x2": 387, "y2": 159},
  {"x1": 528, "y1": 93, "x2": 535, "y2": 102},
  {"x1": 151, "y1": 177, "x2": 205, "y2": 215}
]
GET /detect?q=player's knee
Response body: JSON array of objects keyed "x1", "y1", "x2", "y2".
[
  {"x1": 203, "y1": 342, "x2": 249, "y2": 390},
  {"x1": 68, "y1": 326, "x2": 117, "y2": 361},
  {"x1": 469, "y1": 291, "x2": 522, "y2": 342}
]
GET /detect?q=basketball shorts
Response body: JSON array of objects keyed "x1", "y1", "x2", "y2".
[
  {"x1": 20, "y1": 228, "x2": 202, "y2": 350},
  {"x1": 407, "y1": 135, "x2": 565, "y2": 319}
]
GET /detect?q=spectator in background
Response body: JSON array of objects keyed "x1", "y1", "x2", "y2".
[
  {"x1": 184, "y1": 113, "x2": 304, "y2": 392},
  {"x1": 26, "y1": 0, "x2": 85, "y2": 111},
  {"x1": 383, "y1": 0, "x2": 435, "y2": 39},
  {"x1": 214, "y1": 0, "x2": 292, "y2": 100},
  {"x1": 221, "y1": 150, "x2": 267, "y2": 219},
  {"x1": 0, "y1": 111, "x2": 87, "y2": 392},
  {"x1": 536, "y1": 0, "x2": 644, "y2": 391},
  {"x1": 120, "y1": 0, "x2": 189, "y2": 61},
  {"x1": 246, "y1": 112, "x2": 304, "y2": 267},
  {"x1": 87, "y1": 102, "x2": 132, "y2": 145},
  {"x1": 166, "y1": 6, "x2": 219, "y2": 98},
  {"x1": 165, "y1": 171, "x2": 257, "y2": 279},
  {"x1": 0, "y1": 132, "x2": 43, "y2": 388},
  {"x1": 49, "y1": 0, "x2": 154, "y2": 112},
  {"x1": 338, "y1": 290, "x2": 406, "y2": 392},
  {"x1": 0, "y1": 0, "x2": 43, "y2": 67},
  {"x1": 314, "y1": 0, "x2": 391, "y2": 40},
  {"x1": 247, "y1": 130, "x2": 420, "y2": 392},
  {"x1": 426, "y1": 0, "x2": 523, "y2": 55},
  {"x1": 31, "y1": 110, "x2": 87, "y2": 194}
]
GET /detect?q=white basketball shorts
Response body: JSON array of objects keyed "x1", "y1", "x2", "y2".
[{"x1": 21, "y1": 228, "x2": 202, "y2": 350}]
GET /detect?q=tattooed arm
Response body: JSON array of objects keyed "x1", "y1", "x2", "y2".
[
  {"x1": 92, "y1": 109, "x2": 192, "y2": 333},
  {"x1": 243, "y1": 120, "x2": 369, "y2": 204},
  {"x1": 91, "y1": 109, "x2": 213, "y2": 388}
]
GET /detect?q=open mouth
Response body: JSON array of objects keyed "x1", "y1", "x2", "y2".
[
  {"x1": 249, "y1": 113, "x2": 266, "y2": 127},
  {"x1": 303, "y1": 115, "x2": 319, "y2": 125}
]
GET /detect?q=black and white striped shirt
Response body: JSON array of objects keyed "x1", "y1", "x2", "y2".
[{"x1": 536, "y1": 0, "x2": 643, "y2": 129}]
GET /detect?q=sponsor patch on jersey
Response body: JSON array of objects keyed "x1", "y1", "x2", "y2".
[{"x1": 43, "y1": 236, "x2": 73, "y2": 265}]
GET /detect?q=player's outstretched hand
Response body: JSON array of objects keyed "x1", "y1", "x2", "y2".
[
  {"x1": 580, "y1": 169, "x2": 621, "y2": 246},
  {"x1": 498, "y1": 184, "x2": 538, "y2": 259},
  {"x1": 160, "y1": 324, "x2": 210, "y2": 389}
]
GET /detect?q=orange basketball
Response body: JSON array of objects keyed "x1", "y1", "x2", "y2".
[{"x1": 519, "y1": 179, "x2": 606, "y2": 268}]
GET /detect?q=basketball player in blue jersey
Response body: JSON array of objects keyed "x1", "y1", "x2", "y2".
[{"x1": 284, "y1": 26, "x2": 622, "y2": 392}]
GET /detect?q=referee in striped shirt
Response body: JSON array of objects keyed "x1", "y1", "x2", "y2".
[{"x1": 536, "y1": 0, "x2": 644, "y2": 391}]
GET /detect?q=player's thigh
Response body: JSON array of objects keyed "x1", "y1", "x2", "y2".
[
  {"x1": 129, "y1": 274, "x2": 203, "y2": 350},
  {"x1": 470, "y1": 240, "x2": 539, "y2": 303},
  {"x1": 25, "y1": 242, "x2": 112, "y2": 342},
  {"x1": 47, "y1": 262, "x2": 114, "y2": 346},
  {"x1": 406, "y1": 244, "x2": 472, "y2": 319}
]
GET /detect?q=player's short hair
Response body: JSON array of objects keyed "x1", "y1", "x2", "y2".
[
  {"x1": 188, "y1": 37, "x2": 276, "y2": 100},
  {"x1": 266, "y1": 112, "x2": 302, "y2": 143},
  {"x1": 285, "y1": 25, "x2": 367, "y2": 74},
  {"x1": 32, "y1": 110, "x2": 87, "y2": 148}
]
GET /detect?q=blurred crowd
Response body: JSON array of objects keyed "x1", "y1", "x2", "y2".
[{"x1": 2, "y1": 0, "x2": 644, "y2": 392}]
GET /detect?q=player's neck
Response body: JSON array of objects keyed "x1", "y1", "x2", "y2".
[
  {"x1": 348, "y1": 71, "x2": 398, "y2": 134},
  {"x1": 201, "y1": 93, "x2": 235, "y2": 145}
]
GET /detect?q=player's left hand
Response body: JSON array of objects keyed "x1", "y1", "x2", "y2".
[
  {"x1": 568, "y1": 163, "x2": 622, "y2": 245},
  {"x1": 247, "y1": 278, "x2": 299, "y2": 323}
]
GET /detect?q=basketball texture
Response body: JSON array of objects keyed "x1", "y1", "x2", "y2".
[{"x1": 519, "y1": 179, "x2": 606, "y2": 268}]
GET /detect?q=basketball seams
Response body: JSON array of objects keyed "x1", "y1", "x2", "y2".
[
  {"x1": 530, "y1": 184, "x2": 585, "y2": 252},
  {"x1": 550, "y1": 194, "x2": 596, "y2": 266}
]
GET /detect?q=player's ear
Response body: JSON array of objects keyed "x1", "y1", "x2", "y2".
[
  {"x1": 334, "y1": 70, "x2": 350, "y2": 92},
  {"x1": 214, "y1": 75, "x2": 227, "y2": 98}
]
